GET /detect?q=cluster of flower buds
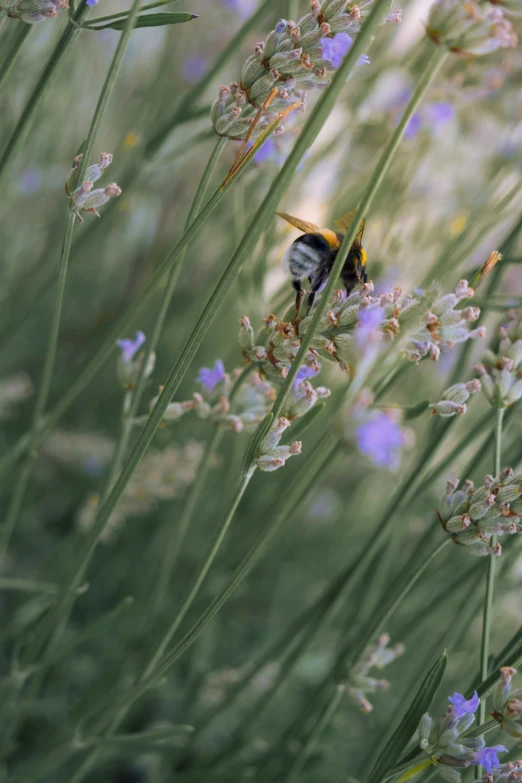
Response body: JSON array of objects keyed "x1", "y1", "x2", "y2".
[
  {"x1": 403, "y1": 280, "x2": 486, "y2": 363},
  {"x1": 0, "y1": 0, "x2": 67, "y2": 22},
  {"x1": 476, "y1": 307, "x2": 522, "y2": 409},
  {"x1": 426, "y1": 0, "x2": 517, "y2": 57},
  {"x1": 492, "y1": 667, "x2": 522, "y2": 743},
  {"x1": 65, "y1": 152, "x2": 122, "y2": 222},
  {"x1": 240, "y1": 284, "x2": 416, "y2": 378},
  {"x1": 438, "y1": 467, "x2": 522, "y2": 556},
  {"x1": 149, "y1": 361, "x2": 275, "y2": 433},
  {"x1": 116, "y1": 330, "x2": 155, "y2": 390},
  {"x1": 430, "y1": 379, "x2": 481, "y2": 417},
  {"x1": 418, "y1": 691, "x2": 507, "y2": 782},
  {"x1": 211, "y1": 0, "x2": 385, "y2": 141},
  {"x1": 347, "y1": 634, "x2": 404, "y2": 713},
  {"x1": 255, "y1": 416, "x2": 302, "y2": 472},
  {"x1": 474, "y1": 760, "x2": 522, "y2": 783}
]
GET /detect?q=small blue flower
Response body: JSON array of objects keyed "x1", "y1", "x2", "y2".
[
  {"x1": 448, "y1": 691, "x2": 480, "y2": 717},
  {"x1": 293, "y1": 365, "x2": 319, "y2": 388},
  {"x1": 425, "y1": 101, "x2": 455, "y2": 125},
  {"x1": 198, "y1": 360, "x2": 226, "y2": 393},
  {"x1": 400, "y1": 93, "x2": 455, "y2": 139},
  {"x1": 356, "y1": 306, "x2": 385, "y2": 350},
  {"x1": 356, "y1": 412, "x2": 407, "y2": 470},
  {"x1": 321, "y1": 33, "x2": 353, "y2": 68},
  {"x1": 254, "y1": 137, "x2": 278, "y2": 164},
  {"x1": 117, "y1": 331, "x2": 145, "y2": 363},
  {"x1": 86, "y1": 0, "x2": 99, "y2": 6},
  {"x1": 321, "y1": 33, "x2": 369, "y2": 69},
  {"x1": 473, "y1": 745, "x2": 508, "y2": 774},
  {"x1": 404, "y1": 112, "x2": 423, "y2": 140}
]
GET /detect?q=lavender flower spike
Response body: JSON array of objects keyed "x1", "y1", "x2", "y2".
[
  {"x1": 474, "y1": 746, "x2": 508, "y2": 774},
  {"x1": 198, "y1": 360, "x2": 226, "y2": 393},
  {"x1": 356, "y1": 411, "x2": 409, "y2": 471},
  {"x1": 448, "y1": 691, "x2": 480, "y2": 717},
  {"x1": 117, "y1": 331, "x2": 146, "y2": 363}
]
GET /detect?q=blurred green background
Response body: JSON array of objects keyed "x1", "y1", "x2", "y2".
[{"x1": 1, "y1": 0, "x2": 522, "y2": 780}]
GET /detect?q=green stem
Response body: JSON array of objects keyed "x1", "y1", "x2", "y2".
[
  {"x1": 0, "y1": 578, "x2": 57, "y2": 594},
  {"x1": 0, "y1": 211, "x2": 76, "y2": 567},
  {"x1": 268, "y1": 46, "x2": 447, "y2": 423},
  {"x1": 477, "y1": 406, "x2": 505, "y2": 772},
  {"x1": 152, "y1": 363, "x2": 252, "y2": 611},
  {"x1": 0, "y1": 22, "x2": 31, "y2": 95},
  {"x1": 0, "y1": 0, "x2": 142, "y2": 569},
  {"x1": 286, "y1": 684, "x2": 346, "y2": 783},
  {"x1": 0, "y1": 2, "x2": 91, "y2": 184},
  {"x1": 70, "y1": 471, "x2": 253, "y2": 783}
]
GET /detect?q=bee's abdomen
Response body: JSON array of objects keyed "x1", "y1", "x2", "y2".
[{"x1": 283, "y1": 233, "x2": 331, "y2": 280}]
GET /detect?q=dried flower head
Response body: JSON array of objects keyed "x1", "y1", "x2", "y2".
[
  {"x1": 256, "y1": 416, "x2": 302, "y2": 472},
  {"x1": 0, "y1": 0, "x2": 67, "y2": 22},
  {"x1": 347, "y1": 634, "x2": 404, "y2": 713},
  {"x1": 438, "y1": 468, "x2": 522, "y2": 556},
  {"x1": 65, "y1": 152, "x2": 121, "y2": 222},
  {"x1": 427, "y1": 0, "x2": 517, "y2": 57},
  {"x1": 476, "y1": 307, "x2": 522, "y2": 409},
  {"x1": 492, "y1": 666, "x2": 522, "y2": 743},
  {"x1": 430, "y1": 379, "x2": 481, "y2": 417},
  {"x1": 210, "y1": 0, "x2": 387, "y2": 141}
]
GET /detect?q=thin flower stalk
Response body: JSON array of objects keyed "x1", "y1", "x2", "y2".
[
  {"x1": 99, "y1": 136, "x2": 227, "y2": 508},
  {"x1": 0, "y1": 21, "x2": 31, "y2": 94},
  {"x1": 0, "y1": 0, "x2": 91, "y2": 184},
  {"x1": 478, "y1": 407, "x2": 505, "y2": 774},
  {"x1": 0, "y1": 0, "x2": 141, "y2": 569},
  {"x1": 17, "y1": 0, "x2": 390, "y2": 680},
  {"x1": 285, "y1": 537, "x2": 451, "y2": 782}
]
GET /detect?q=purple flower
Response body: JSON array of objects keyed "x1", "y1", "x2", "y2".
[
  {"x1": 86, "y1": 0, "x2": 98, "y2": 6},
  {"x1": 425, "y1": 101, "x2": 455, "y2": 125},
  {"x1": 356, "y1": 306, "x2": 385, "y2": 350},
  {"x1": 474, "y1": 746, "x2": 508, "y2": 774},
  {"x1": 448, "y1": 691, "x2": 480, "y2": 717},
  {"x1": 198, "y1": 360, "x2": 226, "y2": 393},
  {"x1": 321, "y1": 33, "x2": 353, "y2": 68},
  {"x1": 293, "y1": 365, "x2": 319, "y2": 388},
  {"x1": 117, "y1": 331, "x2": 145, "y2": 363},
  {"x1": 356, "y1": 412, "x2": 407, "y2": 470},
  {"x1": 182, "y1": 54, "x2": 208, "y2": 83},
  {"x1": 321, "y1": 33, "x2": 369, "y2": 69},
  {"x1": 254, "y1": 137, "x2": 278, "y2": 164}
]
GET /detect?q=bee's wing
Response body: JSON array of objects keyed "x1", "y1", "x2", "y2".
[
  {"x1": 335, "y1": 209, "x2": 365, "y2": 243},
  {"x1": 276, "y1": 212, "x2": 322, "y2": 235}
]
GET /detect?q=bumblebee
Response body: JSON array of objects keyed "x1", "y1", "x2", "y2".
[{"x1": 278, "y1": 210, "x2": 367, "y2": 310}]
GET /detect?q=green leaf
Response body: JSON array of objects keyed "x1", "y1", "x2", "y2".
[
  {"x1": 87, "y1": 11, "x2": 197, "y2": 29},
  {"x1": 368, "y1": 651, "x2": 448, "y2": 783}
]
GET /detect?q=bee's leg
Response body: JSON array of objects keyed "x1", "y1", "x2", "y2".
[
  {"x1": 292, "y1": 280, "x2": 306, "y2": 334},
  {"x1": 307, "y1": 270, "x2": 328, "y2": 311}
]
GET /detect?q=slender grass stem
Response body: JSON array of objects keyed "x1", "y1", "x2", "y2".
[
  {"x1": 286, "y1": 684, "x2": 346, "y2": 783},
  {"x1": 0, "y1": 2, "x2": 91, "y2": 184},
  {"x1": 477, "y1": 406, "x2": 505, "y2": 774},
  {"x1": 0, "y1": 22, "x2": 31, "y2": 95},
  {"x1": 69, "y1": 471, "x2": 253, "y2": 783},
  {"x1": 284, "y1": 537, "x2": 451, "y2": 781},
  {"x1": 0, "y1": 0, "x2": 142, "y2": 569},
  {"x1": 152, "y1": 363, "x2": 253, "y2": 611},
  {"x1": 99, "y1": 137, "x2": 227, "y2": 510},
  {"x1": 0, "y1": 210, "x2": 76, "y2": 567},
  {"x1": 82, "y1": 0, "x2": 184, "y2": 26}
]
